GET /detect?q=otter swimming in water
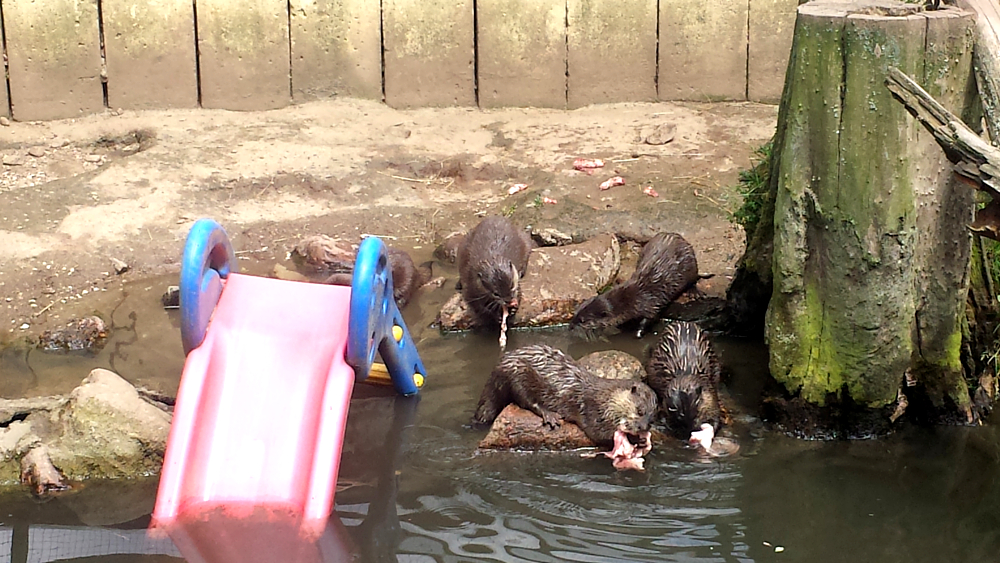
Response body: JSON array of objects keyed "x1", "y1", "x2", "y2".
[
  {"x1": 645, "y1": 321, "x2": 727, "y2": 439},
  {"x1": 569, "y1": 232, "x2": 703, "y2": 337}
]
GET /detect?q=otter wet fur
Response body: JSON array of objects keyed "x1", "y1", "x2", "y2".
[
  {"x1": 645, "y1": 321, "x2": 727, "y2": 438},
  {"x1": 456, "y1": 216, "x2": 533, "y2": 327},
  {"x1": 570, "y1": 232, "x2": 702, "y2": 337},
  {"x1": 473, "y1": 344, "x2": 658, "y2": 448},
  {"x1": 323, "y1": 246, "x2": 430, "y2": 309}
]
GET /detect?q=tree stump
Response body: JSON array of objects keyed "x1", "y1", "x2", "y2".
[{"x1": 756, "y1": 0, "x2": 981, "y2": 422}]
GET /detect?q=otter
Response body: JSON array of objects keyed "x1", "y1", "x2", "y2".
[
  {"x1": 473, "y1": 344, "x2": 657, "y2": 454},
  {"x1": 456, "y1": 216, "x2": 533, "y2": 328},
  {"x1": 323, "y1": 246, "x2": 430, "y2": 309},
  {"x1": 644, "y1": 321, "x2": 727, "y2": 439},
  {"x1": 570, "y1": 232, "x2": 702, "y2": 337}
]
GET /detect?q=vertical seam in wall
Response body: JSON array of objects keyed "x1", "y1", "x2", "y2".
[
  {"x1": 921, "y1": 14, "x2": 929, "y2": 87},
  {"x1": 654, "y1": 0, "x2": 660, "y2": 99},
  {"x1": 745, "y1": 0, "x2": 751, "y2": 101},
  {"x1": 473, "y1": 0, "x2": 479, "y2": 107},
  {"x1": 193, "y1": 0, "x2": 202, "y2": 107},
  {"x1": 564, "y1": 0, "x2": 569, "y2": 107},
  {"x1": 97, "y1": 0, "x2": 109, "y2": 108},
  {"x1": 287, "y1": 0, "x2": 293, "y2": 99},
  {"x1": 836, "y1": 17, "x2": 846, "y2": 212},
  {"x1": 0, "y1": 0, "x2": 12, "y2": 119},
  {"x1": 379, "y1": 0, "x2": 386, "y2": 102}
]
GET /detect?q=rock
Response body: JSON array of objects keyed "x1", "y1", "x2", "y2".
[
  {"x1": 0, "y1": 116, "x2": 10, "y2": 126},
  {"x1": 49, "y1": 138, "x2": 69, "y2": 148},
  {"x1": 21, "y1": 445, "x2": 68, "y2": 496},
  {"x1": 38, "y1": 316, "x2": 108, "y2": 352},
  {"x1": 437, "y1": 233, "x2": 621, "y2": 330},
  {"x1": 478, "y1": 404, "x2": 595, "y2": 450},
  {"x1": 577, "y1": 350, "x2": 645, "y2": 381},
  {"x1": 161, "y1": 285, "x2": 180, "y2": 308},
  {"x1": 84, "y1": 154, "x2": 104, "y2": 163},
  {"x1": 27, "y1": 146, "x2": 46, "y2": 158},
  {"x1": 644, "y1": 123, "x2": 676, "y2": 145},
  {"x1": 3, "y1": 154, "x2": 25, "y2": 166},
  {"x1": 45, "y1": 368, "x2": 173, "y2": 479},
  {"x1": 531, "y1": 228, "x2": 575, "y2": 246},
  {"x1": 433, "y1": 232, "x2": 466, "y2": 264},
  {"x1": 290, "y1": 235, "x2": 354, "y2": 273},
  {"x1": 111, "y1": 256, "x2": 130, "y2": 274}
]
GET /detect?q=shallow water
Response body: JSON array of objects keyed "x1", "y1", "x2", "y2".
[{"x1": 2, "y1": 273, "x2": 1000, "y2": 563}]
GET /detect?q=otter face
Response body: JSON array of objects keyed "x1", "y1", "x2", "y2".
[
  {"x1": 570, "y1": 295, "x2": 613, "y2": 330},
  {"x1": 474, "y1": 261, "x2": 520, "y2": 318},
  {"x1": 663, "y1": 381, "x2": 705, "y2": 438},
  {"x1": 612, "y1": 384, "x2": 657, "y2": 449}
]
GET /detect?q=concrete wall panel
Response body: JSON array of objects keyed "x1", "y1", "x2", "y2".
[
  {"x1": 290, "y1": 0, "x2": 382, "y2": 101},
  {"x1": 4, "y1": 0, "x2": 104, "y2": 121},
  {"x1": 567, "y1": 0, "x2": 657, "y2": 108},
  {"x1": 103, "y1": 0, "x2": 199, "y2": 110},
  {"x1": 748, "y1": 0, "x2": 800, "y2": 103},
  {"x1": 198, "y1": 0, "x2": 291, "y2": 111},
  {"x1": 383, "y1": 0, "x2": 475, "y2": 108},
  {"x1": 659, "y1": 0, "x2": 748, "y2": 101},
  {"x1": 478, "y1": 0, "x2": 566, "y2": 109}
]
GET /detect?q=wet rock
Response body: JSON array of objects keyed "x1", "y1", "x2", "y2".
[
  {"x1": 38, "y1": 316, "x2": 108, "y2": 352},
  {"x1": 45, "y1": 368, "x2": 173, "y2": 479},
  {"x1": 290, "y1": 235, "x2": 355, "y2": 273},
  {"x1": 21, "y1": 444, "x2": 68, "y2": 496},
  {"x1": 577, "y1": 350, "x2": 645, "y2": 381},
  {"x1": 433, "y1": 232, "x2": 466, "y2": 264},
  {"x1": 478, "y1": 404, "x2": 594, "y2": 450},
  {"x1": 27, "y1": 146, "x2": 46, "y2": 158},
  {"x1": 437, "y1": 233, "x2": 620, "y2": 330},
  {"x1": 161, "y1": 285, "x2": 180, "y2": 308}
]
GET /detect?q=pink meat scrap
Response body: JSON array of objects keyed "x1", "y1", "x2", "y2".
[{"x1": 603, "y1": 429, "x2": 652, "y2": 471}]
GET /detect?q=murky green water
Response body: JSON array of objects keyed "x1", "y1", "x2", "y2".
[{"x1": 2, "y1": 271, "x2": 1000, "y2": 563}]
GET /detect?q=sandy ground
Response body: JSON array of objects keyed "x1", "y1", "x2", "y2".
[{"x1": 0, "y1": 98, "x2": 776, "y2": 341}]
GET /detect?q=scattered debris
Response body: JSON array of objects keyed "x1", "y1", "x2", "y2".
[
  {"x1": 643, "y1": 186, "x2": 659, "y2": 197},
  {"x1": 507, "y1": 183, "x2": 528, "y2": 195},
  {"x1": 573, "y1": 158, "x2": 605, "y2": 174},
  {"x1": 111, "y1": 257, "x2": 130, "y2": 274},
  {"x1": 599, "y1": 176, "x2": 625, "y2": 190},
  {"x1": 38, "y1": 316, "x2": 108, "y2": 352},
  {"x1": 542, "y1": 196, "x2": 558, "y2": 204}
]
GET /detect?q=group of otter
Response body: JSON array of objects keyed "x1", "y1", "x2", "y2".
[{"x1": 455, "y1": 216, "x2": 729, "y2": 471}]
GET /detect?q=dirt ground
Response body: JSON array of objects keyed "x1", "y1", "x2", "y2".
[{"x1": 0, "y1": 98, "x2": 777, "y2": 341}]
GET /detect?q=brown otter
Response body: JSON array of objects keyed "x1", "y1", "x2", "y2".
[
  {"x1": 456, "y1": 216, "x2": 533, "y2": 328},
  {"x1": 473, "y1": 344, "x2": 657, "y2": 455},
  {"x1": 645, "y1": 321, "x2": 727, "y2": 439},
  {"x1": 570, "y1": 232, "x2": 702, "y2": 337},
  {"x1": 323, "y1": 247, "x2": 430, "y2": 309}
]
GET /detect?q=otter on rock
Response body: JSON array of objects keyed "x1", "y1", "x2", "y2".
[
  {"x1": 456, "y1": 216, "x2": 533, "y2": 329},
  {"x1": 473, "y1": 344, "x2": 657, "y2": 468},
  {"x1": 570, "y1": 232, "x2": 703, "y2": 338},
  {"x1": 645, "y1": 321, "x2": 727, "y2": 439}
]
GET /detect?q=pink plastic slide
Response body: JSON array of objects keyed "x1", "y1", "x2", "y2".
[{"x1": 152, "y1": 273, "x2": 354, "y2": 563}]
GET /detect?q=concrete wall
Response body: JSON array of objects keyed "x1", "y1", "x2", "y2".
[
  {"x1": 0, "y1": 0, "x2": 800, "y2": 120},
  {"x1": 0, "y1": 7, "x2": 8, "y2": 120}
]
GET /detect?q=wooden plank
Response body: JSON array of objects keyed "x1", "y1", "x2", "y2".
[
  {"x1": 198, "y1": 0, "x2": 291, "y2": 111},
  {"x1": 103, "y1": 0, "x2": 198, "y2": 110},
  {"x1": 567, "y1": 0, "x2": 656, "y2": 108},
  {"x1": 659, "y1": 0, "x2": 748, "y2": 101},
  {"x1": 382, "y1": 0, "x2": 475, "y2": 108},
  {"x1": 477, "y1": 0, "x2": 566, "y2": 109},
  {"x1": 3, "y1": 0, "x2": 104, "y2": 121},
  {"x1": 289, "y1": 0, "x2": 382, "y2": 101},
  {"x1": 748, "y1": 0, "x2": 800, "y2": 103}
]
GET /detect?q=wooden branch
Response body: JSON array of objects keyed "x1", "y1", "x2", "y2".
[{"x1": 886, "y1": 66, "x2": 1000, "y2": 199}]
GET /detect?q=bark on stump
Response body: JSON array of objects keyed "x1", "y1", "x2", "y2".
[{"x1": 747, "y1": 0, "x2": 981, "y2": 424}]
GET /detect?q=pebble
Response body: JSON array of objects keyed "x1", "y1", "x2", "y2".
[
  {"x1": 49, "y1": 138, "x2": 69, "y2": 149},
  {"x1": 28, "y1": 147, "x2": 46, "y2": 158},
  {"x1": 0, "y1": 116, "x2": 9, "y2": 126},
  {"x1": 2, "y1": 154, "x2": 25, "y2": 166},
  {"x1": 84, "y1": 154, "x2": 103, "y2": 163}
]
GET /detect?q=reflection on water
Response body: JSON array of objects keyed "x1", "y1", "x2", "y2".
[{"x1": 2, "y1": 273, "x2": 1000, "y2": 562}]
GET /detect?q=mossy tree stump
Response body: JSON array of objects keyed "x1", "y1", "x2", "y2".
[{"x1": 758, "y1": 0, "x2": 981, "y2": 420}]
